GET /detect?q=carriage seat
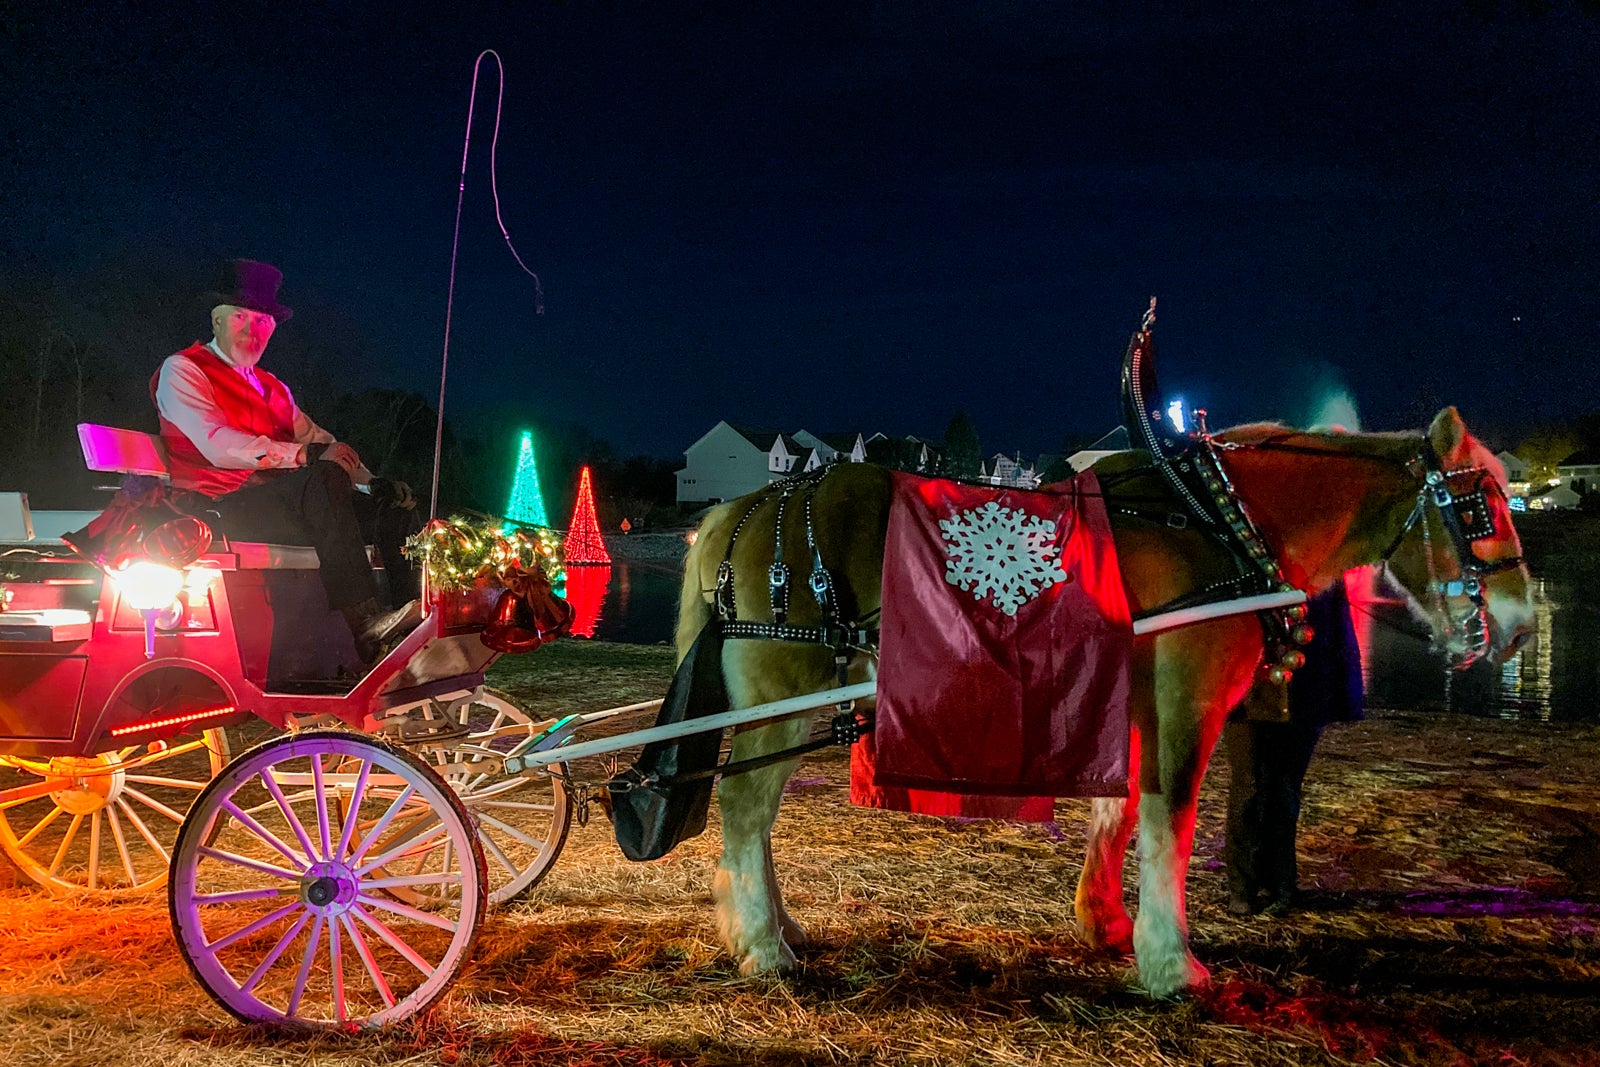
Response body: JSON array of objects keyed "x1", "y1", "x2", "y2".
[{"x1": 76, "y1": 423, "x2": 321, "y2": 570}]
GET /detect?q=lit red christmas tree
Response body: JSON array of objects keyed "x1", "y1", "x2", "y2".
[{"x1": 564, "y1": 465, "x2": 611, "y2": 565}]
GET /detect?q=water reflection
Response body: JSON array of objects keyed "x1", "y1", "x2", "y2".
[
  {"x1": 1357, "y1": 573, "x2": 1598, "y2": 722},
  {"x1": 557, "y1": 562, "x2": 681, "y2": 645},
  {"x1": 563, "y1": 564, "x2": 611, "y2": 639}
]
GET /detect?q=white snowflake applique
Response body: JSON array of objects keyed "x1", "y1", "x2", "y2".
[{"x1": 939, "y1": 501, "x2": 1068, "y2": 616}]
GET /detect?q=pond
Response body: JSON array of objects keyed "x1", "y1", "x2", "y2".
[
  {"x1": 575, "y1": 564, "x2": 1600, "y2": 723},
  {"x1": 1358, "y1": 576, "x2": 1600, "y2": 723}
]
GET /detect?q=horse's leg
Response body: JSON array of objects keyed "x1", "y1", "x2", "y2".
[
  {"x1": 1074, "y1": 730, "x2": 1142, "y2": 956},
  {"x1": 713, "y1": 719, "x2": 810, "y2": 974},
  {"x1": 711, "y1": 643, "x2": 816, "y2": 975},
  {"x1": 1132, "y1": 633, "x2": 1242, "y2": 998}
]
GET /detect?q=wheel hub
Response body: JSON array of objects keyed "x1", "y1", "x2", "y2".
[
  {"x1": 301, "y1": 860, "x2": 358, "y2": 915},
  {"x1": 47, "y1": 754, "x2": 126, "y2": 815}
]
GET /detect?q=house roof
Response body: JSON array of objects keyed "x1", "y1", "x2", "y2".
[
  {"x1": 725, "y1": 424, "x2": 783, "y2": 450},
  {"x1": 816, "y1": 432, "x2": 862, "y2": 453},
  {"x1": 1084, "y1": 426, "x2": 1131, "y2": 452}
]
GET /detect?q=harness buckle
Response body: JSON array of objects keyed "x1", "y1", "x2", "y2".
[{"x1": 1165, "y1": 512, "x2": 1189, "y2": 529}]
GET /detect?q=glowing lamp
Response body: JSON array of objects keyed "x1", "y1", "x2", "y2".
[
  {"x1": 1166, "y1": 398, "x2": 1187, "y2": 434},
  {"x1": 114, "y1": 561, "x2": 185, "y2": 612}
]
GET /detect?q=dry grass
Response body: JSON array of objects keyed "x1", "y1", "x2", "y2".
[{"x1": 1, "y1": 641, "x2": 1597, "y2": 1066}]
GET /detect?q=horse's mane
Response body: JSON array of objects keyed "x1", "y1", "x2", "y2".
[{"x1": 1217, "y1": 420, "x2": 1508, "y2": 488}]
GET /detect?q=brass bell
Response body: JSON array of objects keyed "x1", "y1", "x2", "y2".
[{"x1": 482, "y1": 589, "x2": 544, "y2": 654}]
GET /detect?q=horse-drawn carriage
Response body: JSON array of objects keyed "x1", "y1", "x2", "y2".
[{"x1": 0, "y1": 311, "x2": 1534, "y2": 1027}]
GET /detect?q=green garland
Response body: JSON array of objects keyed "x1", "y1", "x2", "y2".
[{"x1": 405, "y1": 516, "x2": 565, "y2": 593}]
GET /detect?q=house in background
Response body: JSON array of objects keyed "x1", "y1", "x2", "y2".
[
  {"x1": 1065, "y1": 427, "x2": 1131, "y2": 472},
  {"x1": 677, "y1": 423, "x2": 872, "y2": 506},
  {"x1": 1557, "y1": 451, "x2": 1600, "y2": 495},
  {"x1": 981, "y1": 453, "x2": 1038, "y2": 487}
]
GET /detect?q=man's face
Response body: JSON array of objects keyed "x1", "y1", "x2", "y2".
[{"x1": 212, "y1": 305, "x2": 276, "y2": 366}]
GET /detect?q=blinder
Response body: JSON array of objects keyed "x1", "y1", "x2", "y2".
[{"x1": 1382, "y1": 442, "x2": 1525, "y2": 669}]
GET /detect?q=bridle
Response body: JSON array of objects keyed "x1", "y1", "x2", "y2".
[{"x1": 1378, "y1": 441, "x2": 1525, "y2": 671}]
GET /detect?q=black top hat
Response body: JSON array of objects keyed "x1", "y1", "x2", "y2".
[{"x1": 206, "y1": 259, "x2": 293, "y2": 322}]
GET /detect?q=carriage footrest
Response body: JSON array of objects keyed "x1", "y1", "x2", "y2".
[{"x1": 0, "y1": 609, "x2": 92, "y2": 643}]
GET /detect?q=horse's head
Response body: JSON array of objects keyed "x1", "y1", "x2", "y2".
[{"x1": 1381, "y1": 407, "x2": 1534, "y2": 668}]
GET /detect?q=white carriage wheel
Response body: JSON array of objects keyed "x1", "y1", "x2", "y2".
[
  {"x1": 0, "y1": 728, "x2": 230, "y2": 897},
  {"x1": 168, "y1": 730, "x2": 486, "y2": 1029},
  {"x1": 416, "y1": 687, "x2": 572, "y2": 906}
]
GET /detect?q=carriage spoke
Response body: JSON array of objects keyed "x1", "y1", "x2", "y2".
[
  {"x1": 287, "y1": 915, "x2": 324, "y2": 1017},
  {"x1": 196, "y1": 845, "x2": 304, "y2": 881},
  {"x1": 333, "y1": 758, "x2": 372, "y2": 860},
  {"x1": 351, "y1": 904, "x2": 437, "y2": 977},
  {"x1": 361, "y1": 872, "x2": 464, "y2": 890},
  {"x1": 348, "y1": 785, "x2": 416, "y2": 866},
  {"x1": 329, "y1": 915, "x2": 347, "y2": 1023},
  {"x1": 356, "y1": 893, "x2": 459, "y2": 932},
  {"x1": 477, "y1": 798, "x2": 556, "y2": 812},
  {"x1": 121, "y1": 785, "x2": 185, "y2": 825},
  {"x1": 354, "y1": 820, "x2": 451, "y2": 877},
  {"x1": 194, "y1": 886, "x2": 288, "y2": 905},
  {"x1": 241, "y1": 909, "x2": 313, "y2": 995},
  {"x1": 18, "y1": 804, "x2": 63, "y2": 849},
  {"x1": 260, "y1": 767, "x2": 321, "y2": 862},
  {"x1": 206, "y1": 901, "x2": 302, "y2": 953},
  {"x1": 479, "y1": 830, "x2": 522, "y2": 878},
  {"x1": 219, "y1": 798, "x2": 310, "y2": 868},
  {"x1": 88, "y1": 811, "x2": 102, "y2": 890},
  {"x1": 114, "y1": 796, "x2": 170, "y2": 864},
  {"x1": 48, "y1": 813, "x2": 85, "y2": 877},
  {"x1": 476, "y1": 810, "x2": 548, "y2": 849},
  {"x1": 312, "y1": 754, "x2": 333, "y2": 860},
  {"x1": 339, "y1": 913, "x2": 395, "y2": 1009},
  {"x1": 125, "y1": 774, "x2": 209, "y2": 791},
  {"x1": 106, "y1": 807, "x2": 138, "y2": 884}
]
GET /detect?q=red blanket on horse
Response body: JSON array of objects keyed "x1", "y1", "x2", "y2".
[{"x1": 851, "y1": 471, "x2": 1131, "y2": 819}]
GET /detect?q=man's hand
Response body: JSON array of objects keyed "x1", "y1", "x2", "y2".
[
  {"x1": 319, "y1": 441, "x2": 363, "y2": 477},
  {"x1": 370, "y1": 478, "x2": 418, "y2": 510}
]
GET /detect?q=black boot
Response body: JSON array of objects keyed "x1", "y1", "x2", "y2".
[{"x1": 340, "y1": 597, "x2": 423, "y2": 666}]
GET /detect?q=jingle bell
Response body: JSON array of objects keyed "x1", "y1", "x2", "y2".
[
  {"x1": 1269, "y1": 666, "x2": 1293, "y2": 686},
  {"x1": 482, "y1": 588, "x2": 544, "y2": 654},
  {"x1": 1291, "y1": 624, "x2": 1315, "y2": 645},
  {"x1": 1285, "y1": 603, "x2": 1308, "y2": 621},
  {"x1": 1281, "y1": 650, "x2": 1306, "y2": 670},
  {"x1": 143, "y1": 516, "x2": 213, "y2": 568}
]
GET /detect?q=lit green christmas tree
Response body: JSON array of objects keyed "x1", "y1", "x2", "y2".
[{"x1": 506, "y1": 431, "x2": 550, "y2": 528}]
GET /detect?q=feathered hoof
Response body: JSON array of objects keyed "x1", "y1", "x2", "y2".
[
  {"x1": 1077, "y1": 913, "x2": 1134, "y2": 957},
  {"x1": 1136, "y1": 952, "x2": 1211, "y2": 999},
  {"x1": 737, "y1": 937, "x2": 798, "y2": 976}
]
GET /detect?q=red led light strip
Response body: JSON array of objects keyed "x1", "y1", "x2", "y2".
[{"x1": 108, "y1": 705, "x2": 238, "y2": 737}]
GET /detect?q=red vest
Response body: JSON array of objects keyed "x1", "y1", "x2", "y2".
[{"x1": 150, "y1": 343, "x2": 299, "y2": 496}]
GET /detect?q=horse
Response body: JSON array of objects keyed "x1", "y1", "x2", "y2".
[{"x1": 674, "y1": 407, "x2": 1534, "y2": 997}]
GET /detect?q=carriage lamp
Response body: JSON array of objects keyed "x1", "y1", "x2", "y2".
[{"x1": 110, "y1": 560, "x2": 185, "y2": 659}]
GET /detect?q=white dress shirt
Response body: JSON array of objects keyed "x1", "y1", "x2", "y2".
[{"x1": 154, "y1": 340, "x2": 334, "y2": 471}]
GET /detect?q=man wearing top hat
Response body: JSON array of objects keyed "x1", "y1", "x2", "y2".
[{"x1": 151, "y1": 258, "x2": 418, "y2": 664}]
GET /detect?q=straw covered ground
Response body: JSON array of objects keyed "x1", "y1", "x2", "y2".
[{"x1": 2, "y1": 640, "x2": 1597, "y2": 1066}]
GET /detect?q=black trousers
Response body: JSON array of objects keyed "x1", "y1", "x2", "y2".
[
  {"x1": 197, "y1": 464, "x2": 419, "y2": 611},
  {"x1": 1222, "y1": 717, "x2": 1324, "y2": 905}
]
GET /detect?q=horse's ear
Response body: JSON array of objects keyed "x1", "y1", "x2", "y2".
[{"x1": 1427, "y1": 406, "x2": 1472, "y2": 465}]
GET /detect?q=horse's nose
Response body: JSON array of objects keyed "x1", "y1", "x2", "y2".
[{"x1": 1495, "y1": 625, "x2": 1533, "y2": 664}]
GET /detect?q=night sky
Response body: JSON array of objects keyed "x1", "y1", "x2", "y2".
[{"x1": 5, "y1": 2, "x2": 1599, "y2": 460}]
